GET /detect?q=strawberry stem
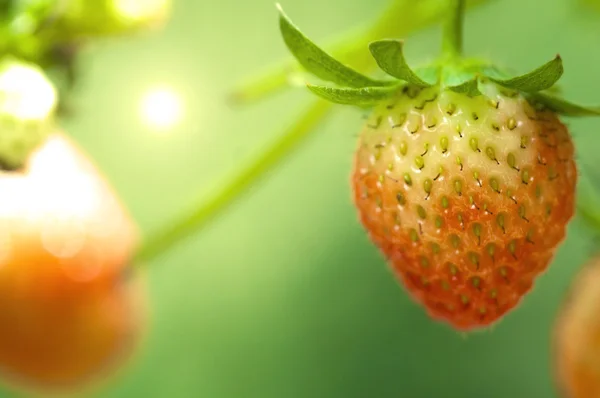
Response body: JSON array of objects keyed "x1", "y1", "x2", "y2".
[{"x1": 442, "y1": 0, "x2": 465, "y2": 61}]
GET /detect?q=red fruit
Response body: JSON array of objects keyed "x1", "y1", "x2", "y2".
[
  {"x1": 352, "y1": 85, "x2": 577, "y2": 330},
  {"x1": 554, "y1": 256, "x2": 600, "y2": 398},
  {"x1": 0, "y1": 133, "x2": 144, "y2": 391}
]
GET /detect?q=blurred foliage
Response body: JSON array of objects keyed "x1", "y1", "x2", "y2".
[
  {"x1": 580, "y1": 0, "x2": 600, "y2": 11},
  {"x1": 0, "y1": 0, "x2": 169, "y2": 116}
]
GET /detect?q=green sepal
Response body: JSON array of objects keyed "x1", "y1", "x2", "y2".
[
  {"x1": 476, "y1": 65, "x2": 510, "y2": 80},
  {"x1": 488, "y1": 55, "x2": 563, "y2": 92},
  {"x1": 368, "y1": 40, "x2": 432, "y2": 87},
  {"x1": 528, "y1": 92, "x2": 600, "y2": 116},
  {"x1": 448, "y1": 76, "x2": 481, "y2": 96},
  {"x1": 413, "y1": 65, "x2": 441, "y2": 85},
  {"x1": 277, "y1": 4, "x2": 393, "y2": 88},
  {"x1": 306, "y1": 83, "x2": 402, "y2": 106}
]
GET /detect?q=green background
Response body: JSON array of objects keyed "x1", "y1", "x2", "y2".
[{"x1": 6, "y1": 0, "x2": 600, "y2": 396}]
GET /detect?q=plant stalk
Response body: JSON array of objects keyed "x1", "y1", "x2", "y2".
[
  {"x1": 442, "y1": 0, "x2": 466, "y2": 60},
  {"x1": 134, "y1": 100, "x2": 333, "y2": 264}
]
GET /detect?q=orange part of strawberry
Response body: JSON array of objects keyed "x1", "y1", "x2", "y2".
[{"x1": 0, "y1": 133, "x2": 143, "y2": 390}]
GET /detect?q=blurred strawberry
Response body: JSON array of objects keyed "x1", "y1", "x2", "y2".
[
  {"x1": 0, "y1": 132, "x2": 144, "y2": 392},
  {"x1": 554, "y1": 256, "x2": 600, "y2": 398}
]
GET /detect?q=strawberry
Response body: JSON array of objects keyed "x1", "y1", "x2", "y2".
[
  {"x1": 352, "y1": 85, "x2": 576, "y2": 329},
  {"x1": 276, "y1": 1, "x2": 600, "y2": 330},
  {"x1": 0, "y1": 133, "x2": 143, "y2": 391},
  {"x1": 553, "y1": 256, "x2": 600, "y2": 398}
]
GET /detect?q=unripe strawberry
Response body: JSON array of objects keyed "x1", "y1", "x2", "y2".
[
  {"x1": 352, "y1": 85, "x2": 576, "y2": 329},
  {"x1": 0, "y1": 132, "x2": 143, "y2": 391},
  {"x1": 553, "y1": 256, "x2": 600, "y2": 398}
]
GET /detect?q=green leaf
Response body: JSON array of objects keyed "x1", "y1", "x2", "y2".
[
  {"x1": 306, "y1": 83, "x2": 401, "y2": 106},
  {"x1": 529, "y1": 92, "x2": 600, "y2": 116},
  {"x1": 368, "y1": 40, "x2": 432, "y2": 87},
  {"x1": 277, "y1": 4, "x2": 391, "y2": 88},
  {"x1": 488, "y1": 55, "x2": 563, "y2": 92}
]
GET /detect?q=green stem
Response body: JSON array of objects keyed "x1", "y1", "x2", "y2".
[
  {"x1": 442, "y1": 0, "x2": 466, "y2": 60},
  {"x1": 134, "y1": 100, "x2": 333, "y2": 264}
]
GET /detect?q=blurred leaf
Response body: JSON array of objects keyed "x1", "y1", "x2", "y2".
[
  {"x1": 369, "y1": 40, "x2": 432, "y2": 86},
  {"x1": 577, "y1": 187, "x2": 600, "y2": 239},
  {"x1": 574, "y1": 161, "x2": 600, "y2": 240},
  {"x1": 529, "y1": 92, "x2": 600, "y2": 116},
  {"x1": 0, "y1": 0, "x2": 10, "y2": 14},
  {"x1": 489, "y1": 55, "x2": 563, "y2": 92},
  {"x1": 277, "y1": 3, "x2": 393, "y2": 88},
  {"x1": 580, "y1": 0, "x2": 600, "y2": 12}
]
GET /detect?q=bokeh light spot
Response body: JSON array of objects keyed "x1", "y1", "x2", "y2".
[
  {"x1": 113, "y1": 0, "x2": 169, "y2": 21},
  {"x1": 139, "y1": 87, "x2": 183, "y2": 131},
  {"x1": 0, "y1": 62, "x2": 57, "y2": 121}
]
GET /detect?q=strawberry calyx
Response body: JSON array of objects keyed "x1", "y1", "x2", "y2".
[{"x1": 276, "y1": 1, "x2": 600, "y2": 117}]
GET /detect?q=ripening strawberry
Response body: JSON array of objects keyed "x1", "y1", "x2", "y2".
[
  {"x1": 276, "y1": 1, "x2": 600, "y2": 330},
  {"x1": 554, "y1": 256, "x2": 600, "y2": 398},
  {"x1": 0, "y1": 273, "x2": 146, "y2": 394},
  {"x1": 0, "y1": 132, "x2": 143, "y2": 391},
  {"x1": 352, "y1": 85, "x2": 576, "y2": 329}
]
